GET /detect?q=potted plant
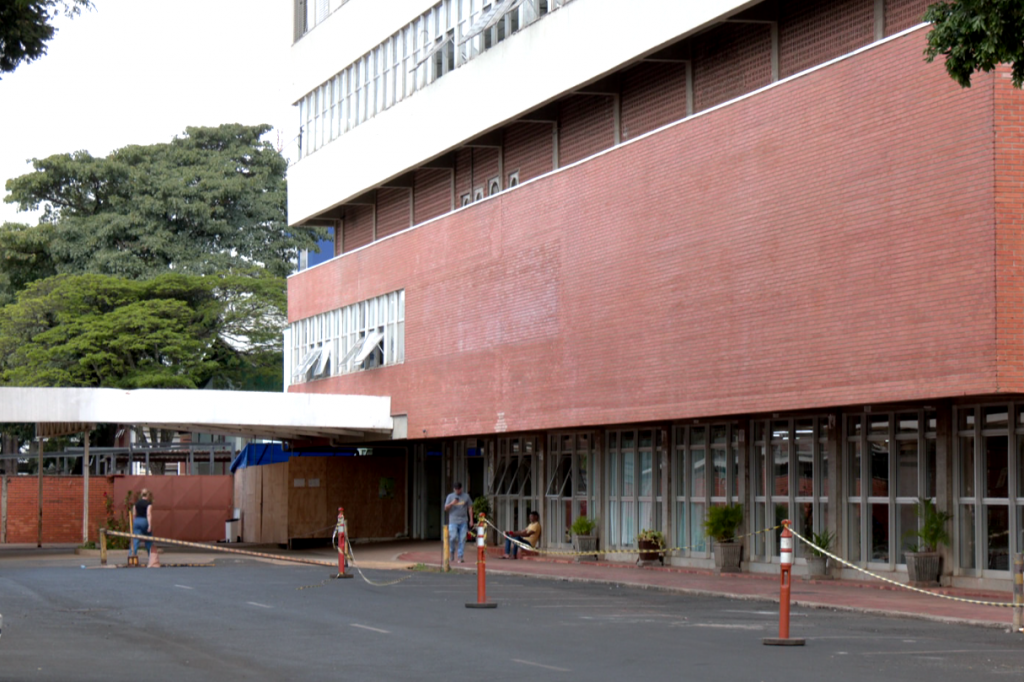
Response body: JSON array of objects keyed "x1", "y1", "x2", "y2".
[
  {"x1": 903, "y1": 497, "x2": 951, "y2": 587},
  {"x1": 571, "y1": 515, "x2": 599, "y2": 562},
  {"x1": 636, "y1": 529, "x2": 665, "y2": 565},
  {"x1": 703, "y1": 503, "x2": 743, "y2": 573},
  {"x1": 806, "y1": 529, "x2": 835, "y2": 579},
  {"x1": 472, "y1": 496, "x2": 493, "y2": 544}
]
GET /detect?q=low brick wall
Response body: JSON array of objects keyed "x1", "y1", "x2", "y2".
[{"x1": 1, "y1": 475, "x2": 114, "y2": 544}]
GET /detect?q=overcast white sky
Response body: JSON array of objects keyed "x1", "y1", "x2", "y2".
[{"x1": 0, "y1": 0, "x2": 294, "y2": 224}]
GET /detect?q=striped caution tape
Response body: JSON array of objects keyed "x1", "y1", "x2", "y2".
[
  {"x1": 105, "y1": 530, "x2": 337, "y2": 569},
  {"x1": 787, "y1": 526, "x2": 1018, "y2": 608},
  {"x1": 484, "y1": 518, "x2": 782, "y2": 558}
]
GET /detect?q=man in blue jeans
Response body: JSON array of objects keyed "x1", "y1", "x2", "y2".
[{"x1": 444, "y1": 482, "x2": 472, "y2": 563}]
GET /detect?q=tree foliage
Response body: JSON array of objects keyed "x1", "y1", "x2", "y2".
[
  {"x1": 0, "y1": 0, "x2": 91, "y2": 77},
  {"x1": 3, "y1": 123, "x2": 325, "y2": 280},
  {"x1": 0, "y1": 271, "x2": 287, "y2": 390},
  {"x1": 925, "y1": 1, "x2": 1024, "y2": 88}
]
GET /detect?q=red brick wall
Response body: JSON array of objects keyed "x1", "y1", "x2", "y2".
[
  {"x1": 475, "y1": 147, "x2": 501, "y2": 195},
  {"x1": 3, "y1": 476, "x2": 113, "y2": 544},
  {"x1": 414, "y1": 168, "x2": 452, "y2": 224},
  {"x1": 780, "y1": 0, "x2": 875, "y2": 78},
  {"x1": 559, "y1": 94, "x2": 615, "y2": 166},
  {"x1": 693, "y1": 22, "x2": 773, "y2": 113},
  {"x1": 621, "y1": 62, "x2": 689, "y2": 141},
  {"x1": 504, "y1": 122, "x2": 554, "y2": 183},
  {"x1": 342, "y1": 204, "x2": 374, "y2": 253},
  {"x1": 884, "y1": 0, "x2": 930, "y2": 36},
  {"x1": 455, "y1": 148, "x2": 474, "y2": 203},
  {"x1": 288, "y1": 31, "x2": 1011, "y2": 437},
  {"x1": 376, "y1": 187, "x2": 411, "y2": 239},
  {"x1": 995, "y1": 66, "x2": 1024, "y2": 391}
]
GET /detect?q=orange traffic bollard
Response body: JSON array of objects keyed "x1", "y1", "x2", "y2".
[
  {"x1": 335, "y1": 507, "x2": 354, "y2": 579},
  {"x1": 466, "y1": 512, "x2": 497, "y2": 609},
  {"x1": 764, "y1": 520, "x2": 805, "y2": 646}
]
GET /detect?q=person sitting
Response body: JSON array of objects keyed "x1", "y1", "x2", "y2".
[{"x1": 502, "y1": 511, "x2": 542, "y2": 559}]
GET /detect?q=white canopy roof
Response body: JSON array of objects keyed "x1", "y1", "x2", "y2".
[{"x1": 0, "y1": 387, "x2": 396, "y2": 441}]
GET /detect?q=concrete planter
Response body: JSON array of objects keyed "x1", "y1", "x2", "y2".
[
  {"x1": 906, "y1": 551, "x2": 941, "y2": 587},
  {"x1": 574, "y1": 534, "x2": 598, "y2": 562},
  {"x1": 806, "y1": 555, "x2": 829, "y2": 579},
  {"x1": 713, "y1": 541, "x2": 742, "y2": 573}
]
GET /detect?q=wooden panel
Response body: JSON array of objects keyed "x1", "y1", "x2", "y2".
[
  {"x1": 325, "y1": 454, "x2": 407, "y2": 540},
  {"x1": 234, "y1": 466, "x2": 263, "y2": 542},
  {"x1": 287, "y1": 457, "x2": 329, "y2": 540},
  {"x1": 261, "y1": 463, "x2": 289, "y2": 545}
]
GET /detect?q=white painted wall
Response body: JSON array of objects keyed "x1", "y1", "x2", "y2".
[
  {"x1": 287, "y1": 0, "x2": 750, "y2": 225},
  {"x1": 290, "y1": 0, "x2": 438, "y2": 105}
]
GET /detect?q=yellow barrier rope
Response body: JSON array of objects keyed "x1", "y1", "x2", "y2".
[
  {"x1": 485, "y1": 518, "x2": 782, "y2": 558},
  {"x1": 787, "y1": 526, "x2": 1017, "y2": 609}
]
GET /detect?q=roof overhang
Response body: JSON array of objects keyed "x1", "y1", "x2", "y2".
[{"x1": 0, "y1": 387, "x2": 395, "y2": 442}]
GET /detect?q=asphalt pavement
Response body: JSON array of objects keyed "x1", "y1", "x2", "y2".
[{"x1": 1, "y1": 556, "x2": 1023, "y2": 681}]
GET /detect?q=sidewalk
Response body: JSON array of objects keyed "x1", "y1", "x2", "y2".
[{"x1": 399, "y1": 543, "x2": 1022, "y2": 631}]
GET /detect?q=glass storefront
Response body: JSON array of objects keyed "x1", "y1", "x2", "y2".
[
  {"x1": 846, "y1": 410, "x2": 936, "y2": 568},
  {"x1": 546, "y1": 432, "x2": 596, "y2": 546},
  {"x1": 607, "y1": 429, "x2": 663, "y2": 548},
  {"x1": 676, "y1": 424, "x2": 741, "y2": 556}
]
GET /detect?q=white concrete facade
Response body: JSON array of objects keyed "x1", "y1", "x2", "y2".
[
  {"x1": 0, "y1": 387, "x2": 394, "y2": 441},
  {"x1": 287, "y1": 0, "x2": 752, "y2": 225}
]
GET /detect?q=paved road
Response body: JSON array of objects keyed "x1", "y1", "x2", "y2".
[{"x1": 1, "y1": 559, "x2": 1022, "y2": 681}]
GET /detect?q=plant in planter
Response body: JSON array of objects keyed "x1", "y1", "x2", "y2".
[
  {"x1": 472, "y1": 496, "x2": 492, "y2": 544},
  {"x1": 806, "y1": 529, "x2": 835, "y2": 579},
  {"x1": 703, "y1": 503, "x2": 744, "y2": 573},
  {"x1": 902, "y1": 498, "x2": 951, "y2": 587},
  {"x1": 636, "y1": 529, "x2": 665, "y2": 565},
  {"x1": 571, "y1": 515, "x2": 599, "y2": 562}
]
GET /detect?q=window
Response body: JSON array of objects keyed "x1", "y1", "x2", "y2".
[
  {"x1": 608, "y1": 429, "x2": 663, "y2": 548},
  {"x1": 287, "y1": 290, "x2": 405, "y2": 386},
  {"x1": 494, "y1": 436, "x2": 539, "y2": 541},
  {"x1": 473, "y1": 187, "x2": 485, "y2": 202},
  {"x1": 507, "y1": 170, "x2": 520, "y2": 187},
  {"x1": 488, "y1": 176, "x2": 501, "y2": 196},
  {"x1": 460, "y1": 193, "x2": 472, "y2": 207},
  {"x1": 547, "y1": 433, "x2": 595, "y2": 546},
  {"x1": 677, "y1": 424, "x2": 741, "y2": 556},
  {"x1": 846, "y1": 410, "x2": 937, "y2": 567}
]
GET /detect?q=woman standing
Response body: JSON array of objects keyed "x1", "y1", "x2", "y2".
[{"x1": 132, "y1": 489, "x2": 154, "y2": 562}]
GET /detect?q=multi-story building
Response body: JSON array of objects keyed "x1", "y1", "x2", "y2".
[{"x1": 284, "y1": 0, "x2": 1024, "y2": 590}]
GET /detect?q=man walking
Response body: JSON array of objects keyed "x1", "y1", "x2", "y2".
[{"x1": 444, "y1": 482, "x2": 472, "y2": 563}]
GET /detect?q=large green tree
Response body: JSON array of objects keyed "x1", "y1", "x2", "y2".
[
  {"x1": 0, "y1": 0, "x2": 91, "y2": 77},
  {"x1": 3, "y1": 123, "x2": 324, "y2": 282},
  {"x1": 0, "y1": 271, "x2": 286, "y2": 390},
  {"x1": 925, "y1": 1, "x2": 1024, "y2": 88}
]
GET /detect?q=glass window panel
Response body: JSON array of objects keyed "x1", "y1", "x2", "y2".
[
  {"x1": 897, "y1": 440, "x2": 918, "y2": 498},
  {"x1": 640, "y1": 451, "x2": 653, "y2": 497},
  {"x1": 576, "y1": 452, "x2": 588, "y2": 495},
  {"x1": 870, "y1": 440, "x2": 888, "y2": 497},
  {"x1": 639, "y1": 430, "x2": 653, "y2": 449},
  {"x1": 925, "y1": 438, "x2": 937, "y2": 499},
  {"x1": 754, "y1": 444, "x2": 766, "y2": 497},
  {"x1": 960, "y1": 505, "x2": 976, "y2": 569},
  {"x1": 639, "y1": 501, "x2": 653, "y2": 532},
  {"x1": 691, "y1": 447, "x2": 705, "y2": 498},
  {"x1": 848, "y1": 502, "x2": 862, "y2": 562},
  {"x1": 711, "y1": 426, "x2": 727, "y2": 446},
  {"x1": 754, "y1": 502, "x2": 765, "y2": 557},
  {"x1": 984, "y1": 405, "x2": 1008, "y2": 429},
  {"x1": 620, "y1": 500, "x2": 635, "y2": 546},
  {"x1": 796, "y1": 430, "x2": 812, "y2": 498},
  {"x1": 690, "y1": 503, "x2": 706, "y2": 552},
  {"x1": 847, "y1": 415, "x2": 862, "y2": 438},
  {"x1": 870, "y1": 503, "x2": 889, "y2": 562},
  {"x1": 926, "y1": 410, "x2": 937, "y2": 432},
  {"x1": 731, "y1": 444, "x2": 739, "y2": 499},
  {"x1": 985, "y1": 435, "x2": 1009, "y2": 498},
  {"x1": 691, "y1": 428, "x2": 706, "y2": 447},
  {"x1": 712, "y1": 448, "x2": 727, "y2": 497},
  {"x1": 621, "y1": 431, "x2": 634, "y2": 451},
  {"x1": 754, "y1": 421, "x2": 765, "y2": 443},
  {"x1": 897, "y1": 413, "x2": 918, "y2": 434},
  {"x1": 958, "y1": 409, "x2": 975, "y2": 431},
  {"x1": 609, "y1": 449, "x2": 618, "y2": 497},
  {"x1": 622, "y1": 449, "x2": 635, "y2": 497},
  {"x1": 960, "y1": 437, "x2": 975, "y2": 497},
  {"x1": 771, "y1": 421, "x2": 789, "y2": 441},
  {"x1": 796, "y1": 502, "x2": 813, "y2": 558},
  {"x1": 897, "y1": 503, "x2": 916, "y2": 564},
  {"x1": 986, "y1": 505, "x2": 1010, "y2": 570},
  {"x1": 676, "y1": 501, "x2": 687, "y2": 548},
  {"x1": 821, "y1": 441, "x2": 830, "y2": 498},
  {"x1": 771, "y1": 443, "x2": 788, "y2": 497},
  {"x1": 869, "y1": 414, "x2": 889, "y2": 434}
]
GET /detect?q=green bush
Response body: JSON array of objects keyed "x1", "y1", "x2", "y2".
[
  {"x1": 903, "y1": 498, "x2": 951, "y2": 552},
  {"x1": 703, "y1": 503, "x2": 743, "y2": 543},
  {"x1": 570, "y1": 515, "x2": 597, "y2": 536},
  {"x1": 809, "y1": 529, "x2": 835, "y2": 558},
  {"x1": 472, "y1": 496, "x2": 491, "y2": 521}
]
